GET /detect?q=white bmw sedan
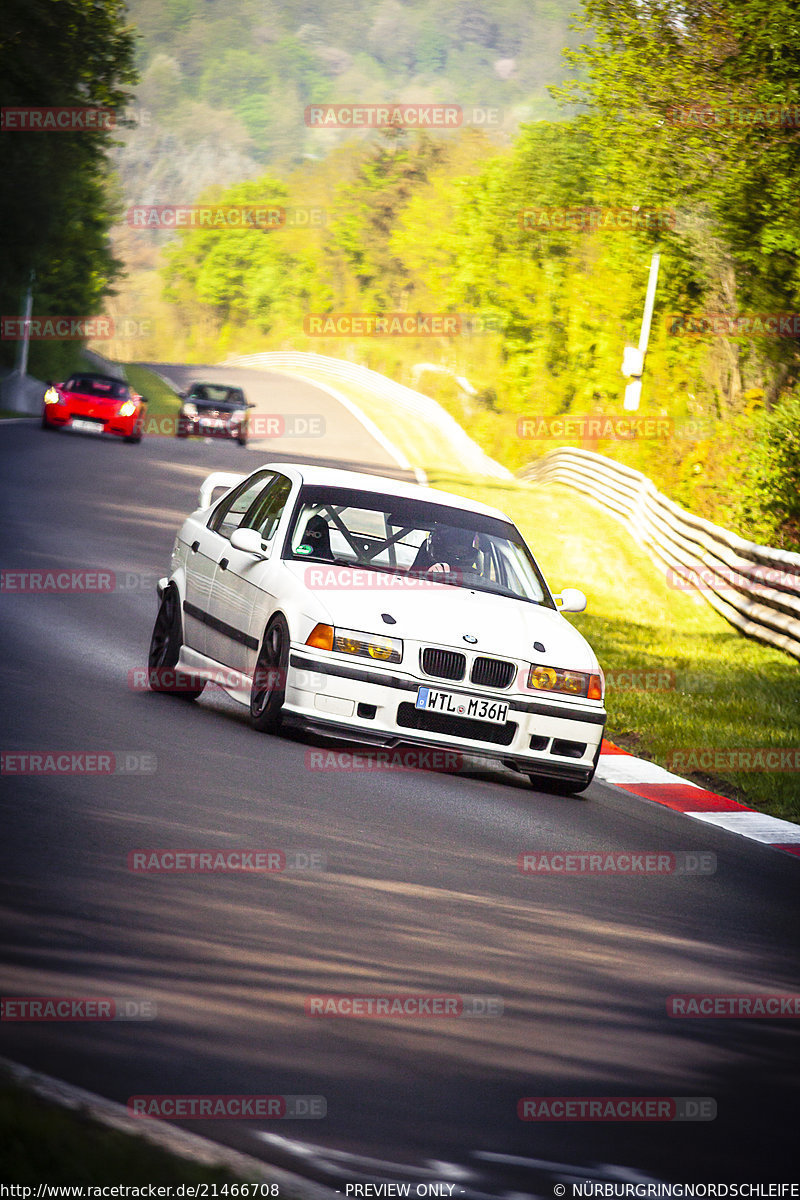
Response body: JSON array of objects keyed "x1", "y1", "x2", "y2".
[{"x1": 148, "y1": 463, "x2": 606, "y2": 794}]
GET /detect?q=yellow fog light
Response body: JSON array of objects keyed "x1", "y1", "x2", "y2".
[
  {"x1": 333, "y1": 627, "x2": 402, "y2": 665},
  {"x1": 118, "y1": 400, "x2": 137, "y2": 417},
  {"x1": 529, "y1": 666, "x2": 558, "y2": 690},
  {"x1": 527, "y1": 664, "x2": 592, "y2": 697}
]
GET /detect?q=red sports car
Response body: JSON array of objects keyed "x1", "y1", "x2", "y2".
[{"x1": 41, "y1": 373, "x2": 147, "y2": 443}]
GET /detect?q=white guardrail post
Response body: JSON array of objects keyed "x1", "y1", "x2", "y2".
[{"x1": 521, "y1": 447, "x2": 800, "y2": 662}]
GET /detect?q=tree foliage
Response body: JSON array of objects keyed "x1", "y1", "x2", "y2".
[{"x1": 0, "y1": 0, "x2": 138, "y2": 362}]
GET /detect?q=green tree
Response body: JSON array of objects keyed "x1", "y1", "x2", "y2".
[{"x1": 1, "y1": 0, "x2": 138, "y2": 365}]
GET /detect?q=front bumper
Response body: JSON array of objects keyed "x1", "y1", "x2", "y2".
[
  {"x1": 178, "y1": 417, "x2": 242, "y2": 440},
  {"x1": 284, "y1": 649, "x2": 606, "y2": 782},
  {"x1": 44, "y1": 408, "x2": 139, "y2": 437}
]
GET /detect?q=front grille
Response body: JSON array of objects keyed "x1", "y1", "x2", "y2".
[
  {"x1": 470, "y1": 656, "x2": 515, "y2": 689},
  {"x1": 420, "y1": 647, "x2": 465, "y2": 681},
  {"x1": 397, "y1": 702, "x2": 516, "y2": 746}
]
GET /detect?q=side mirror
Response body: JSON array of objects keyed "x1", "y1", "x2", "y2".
[
  {"x1": 554, "y1": 587, "x2": 587, "y2": 613},
  {"x1": 230, "y1": 526, "x2": 267, "y2": 558},
  {"x1": 247, "y1": 402, "x2": 256, "y2": 409}
]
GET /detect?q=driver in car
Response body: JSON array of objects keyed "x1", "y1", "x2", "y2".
[{"x1": 413, "y1": 525, "x2": 481, "y2": 580}]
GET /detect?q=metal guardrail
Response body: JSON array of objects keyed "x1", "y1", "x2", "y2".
[
  {"x1": 224, "y1": 351, "x2": 511, "y2": 480},
  {"x1": 522, "y1": 448, "x2": 800, "y2": 662}
]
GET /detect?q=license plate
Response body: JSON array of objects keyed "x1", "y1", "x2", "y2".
[
  {"x1": 71, "y1": 419, "x2": 103, "y2": 433},
  {"x1": 415, "y1": 686, "x2": 509, "y2": 725},
  {"x1": 200, "y1": 418, "x2": 225, "y2": 429}
]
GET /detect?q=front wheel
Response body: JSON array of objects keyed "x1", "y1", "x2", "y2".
[
  {"x1": 250, "y1": 614, "x2": 290, "y2": 733},
  {"x1": 147, "y1": 587, "x2": 205, "y2": 699}
]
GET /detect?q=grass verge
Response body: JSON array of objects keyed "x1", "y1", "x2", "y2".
[
  {"x1": 0, "y1": 1078, "x2": 251, "y2": 1185},
  {"x1": 124, "y1": 363, "x2": 183, "y2": 429},
  {"x1": 427, "y1": 470, "x2": 800, "y2": 824}
]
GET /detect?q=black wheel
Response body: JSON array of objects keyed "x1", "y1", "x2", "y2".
[
  {"x1": 147, "y1": 587, "x2": 205, "y2": 699},
  {"x1": 250, "y1": 614, "x2": 290, "y2": 733},
  {"x1": 237, "y1": 434, "x2": 248, "y2": 447}
]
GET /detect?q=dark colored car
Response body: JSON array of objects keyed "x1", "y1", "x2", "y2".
[
  {"x1": 177, "y1": 382, "x2": 253, "y2": 446},
  {"x1": 41, "y1": 373, "x2": 147, "y2": 443}
]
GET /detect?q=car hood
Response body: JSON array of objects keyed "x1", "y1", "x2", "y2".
[
  {"x1": 283, "y1": 561, "x2": 598, "y2": 671},
  {"x1": 62, "y1": 389, "x2": 124, "y2": 405}
]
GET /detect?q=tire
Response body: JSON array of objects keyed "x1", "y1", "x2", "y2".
[
  {"x1": 250, "y1": 614, "x2": 290, "y2": 733},
  {"x1": 147, "y1": 587, "x2": 205, "y2": 699}
]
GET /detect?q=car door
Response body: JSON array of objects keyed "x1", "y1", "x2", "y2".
[
  {"x1": 193, "y1": 471, "x2": 276, "y2": 665},
  {"x1": 206, "y1": 473, "x2": 294, "y2": 672}
]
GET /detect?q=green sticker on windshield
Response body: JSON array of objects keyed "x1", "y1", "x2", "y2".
[{"x1": 296, "y1": 544, "x2": 314, "y2": 555}]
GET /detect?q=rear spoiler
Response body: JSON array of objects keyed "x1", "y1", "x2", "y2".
[{"x1": 198, "y1": 471, "x2": 246, "y2": 510}]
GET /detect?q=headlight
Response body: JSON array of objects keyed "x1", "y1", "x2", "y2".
[
  {"x1": 305, "y1": 623, "x2": 402, "y2": 664},
  {"x1": 44, "y1": 387, "x2": 60, "y2": 404},
  {"x1": 528, "y1": 664, "x2": 604, "y2": 699},
  {"x1": 118, "y1": 400, "x2": 137, "y2": 417},
  {"x1": 182, "y1": 403, "x2": 198, "y2": 418}
]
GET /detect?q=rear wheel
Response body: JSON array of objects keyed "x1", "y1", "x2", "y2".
[
  {"x1": 250, "y1": 614, "x2": 289, "y2": 733},
  {"x1": 147, "y1": 587, "x2": 205, "y2": 699}
]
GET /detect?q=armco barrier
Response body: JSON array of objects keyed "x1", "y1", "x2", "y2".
[
  {"x1": 223, "y1": 351, "x2": 511, "y2": 480},
  {"x1": 522, "y1": 448, "x2": 800, "y2": 662}
]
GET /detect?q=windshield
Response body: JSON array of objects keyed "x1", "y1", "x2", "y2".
[
  {"x1": 187, "y1": 384, "x2": 245, "y2": 408},
  {"x1": 283, "y1": 485, "x2": 553, "y2": 606},
  {"x1": 65, "y1": 376, "x2": 128, "y2": 399}
]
